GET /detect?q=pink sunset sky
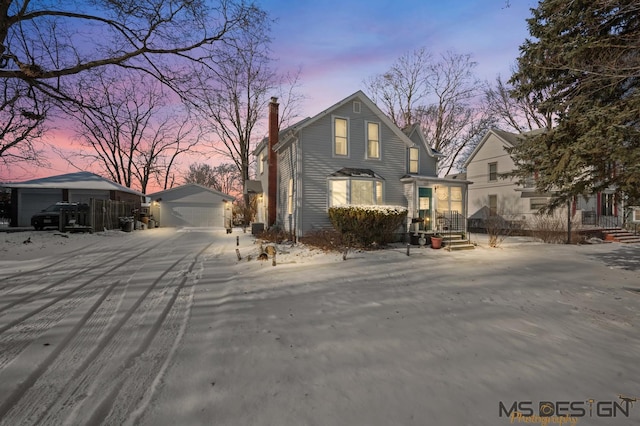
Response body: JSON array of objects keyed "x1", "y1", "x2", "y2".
[{"x1": 3, "y1": 0, "x2": 537, "y2": 191}]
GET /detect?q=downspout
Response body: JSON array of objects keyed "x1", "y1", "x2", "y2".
[{"x1": 295, "y1": 133, "x2": 302, "y2": 242}]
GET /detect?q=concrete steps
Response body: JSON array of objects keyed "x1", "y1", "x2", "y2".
[
  {"x1": 602, "y1": 228, "x2": 640, "y2": 244},
  {"x1": 441, "y1": 233, "x2": 475, "y2": 251}
]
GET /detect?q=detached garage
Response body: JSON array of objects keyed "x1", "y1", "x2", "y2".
[
  {"x1": 6, "y1": 172, "x2": 144, "y2": 227},
  {"x1": 148, "y1": 184, "x2": 234, "y2": 228}
]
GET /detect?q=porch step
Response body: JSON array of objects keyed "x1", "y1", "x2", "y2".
[
  {"x1": 442, "y1": 235, "x2": 475, "y2": 251},
  {"x1": 602, "y1": 228, "x2": 640, "y2": 244}
]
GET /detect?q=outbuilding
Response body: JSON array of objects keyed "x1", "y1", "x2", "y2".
[
  {"x1": 6, "y1": 171, "x2": 144, "y2": 227},
  {"x1": 147, "y1": 184, "x2": 234, "y2": 228}
]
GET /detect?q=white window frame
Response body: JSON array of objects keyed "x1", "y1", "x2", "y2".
[
  {"x1": 328, "y1": 178, "x2": 384, "y2": 207},
  {"x1": 259, "y1": 152, "x2": 264, "y2": 174},
  {"x1": 409, "y1": 147, "x2": 419, "y2": 174},
  {"x1": 365, "y1": 121, "x2": 381, "y2": 160},
  {"x1": 530, "y1": 198, "x2": 548, "y2": 211},
  {"x1": 333, "y1": 116, "x2": 349, "y2": 157},
  {"x1": 287, "y1": 178, "x2": 294, "y2": 215},
  {"x1": 489, "y1": 162, "x2": 498, "y2": 181}
]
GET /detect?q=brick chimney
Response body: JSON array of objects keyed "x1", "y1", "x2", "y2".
[{"x1": 267, "y1": 97, "x2": 279, "y2": 227}]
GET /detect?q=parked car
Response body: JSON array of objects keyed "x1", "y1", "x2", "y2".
[{"x1": 31, "y1": 202, "x2": 89, "y2": 230}]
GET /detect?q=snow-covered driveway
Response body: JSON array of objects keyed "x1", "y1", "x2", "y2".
[{"x1": 1, "y1": 228, "x2": 639, "y2": 425}]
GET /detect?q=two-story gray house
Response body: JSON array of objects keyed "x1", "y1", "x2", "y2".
[{"x1": 252, "y1": 91, "x2": 470, "y2": 239}]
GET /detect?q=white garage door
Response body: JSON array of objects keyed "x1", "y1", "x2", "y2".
[
  {"x1": 161, "y1": 203, "x2": 224, "y2": 228},
  {"x1": 19, "y1": 189, "x2": 64, "y2": 227}
]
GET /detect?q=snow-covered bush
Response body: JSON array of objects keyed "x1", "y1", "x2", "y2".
[{"x1": 328, "y1": 205, "x2": 408, "y2": 247}]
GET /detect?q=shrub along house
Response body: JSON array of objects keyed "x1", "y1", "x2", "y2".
[{"x1": 253, "y1": 91, "x2": 472, "y2": 246}]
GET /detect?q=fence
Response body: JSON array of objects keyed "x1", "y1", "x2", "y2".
[
  {"x1": 435, "y1": 210, "x2": 465, "y2": 232},
  {"x1": 91, "y1": 199, "x2": 139, "y2": 232},
  {"x1": 580, "y1": 211, "x2": 619, "y2": 228}
]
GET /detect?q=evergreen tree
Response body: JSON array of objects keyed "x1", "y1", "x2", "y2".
[{"x1": 509, "y1": 0, "x2": 640, "y2": 210}]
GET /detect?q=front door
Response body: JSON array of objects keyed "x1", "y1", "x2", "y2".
[{"x1": 418, "y1": 187, "x2": 432, "y2": 231}]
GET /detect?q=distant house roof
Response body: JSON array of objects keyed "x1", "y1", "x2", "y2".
[
  {"x1": 5, "y1": 171, "x2": 144, "y2": 196},
  {"x1": 463, "y1": 128, "x2": 532, "y2": 169},
  {"x1": 329, "y1": 168, "x2": 385, "y2": 179},
  {"x1": 245, "y1": 180, "x2": 263, "y2": 194},
  {"x1": 147, "y1": 183, "x2": 234, "y2": 202}
]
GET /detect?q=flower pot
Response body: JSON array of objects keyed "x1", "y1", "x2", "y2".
[{"x1": 431, "y1": 236, "x2": 443, "y2": 249}]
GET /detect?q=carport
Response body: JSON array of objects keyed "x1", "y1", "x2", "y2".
[{"x1": 6, "y1": 172, "x2": 144, "y2": 227}]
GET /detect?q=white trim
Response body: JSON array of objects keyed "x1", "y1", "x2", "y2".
[
  {"x1": 409, "y1": 146, "x2": 419, "y2": 174},
  {"x1": 332, "y1": 115, "x2": 350, "y2": 158},
  {"x1": 365, "y1": 120, "x2": 381, "y2": 160}
]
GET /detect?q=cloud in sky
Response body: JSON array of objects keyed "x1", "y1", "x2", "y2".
[
  {"x1": 262, "y1": 0, "x2": 537, "y2": 114},
  {"x1": 3, "y1": 0, "x2": 538, "y2": 186}
]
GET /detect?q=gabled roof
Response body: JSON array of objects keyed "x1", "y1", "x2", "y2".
[
  {"x1": 147, "y1": 183, "x2": 234, "y2": 201},
  {"x1": 272, "y1": 90, "x2": 416, "y2": 152},
  {"x1": 5, "y1": 171, "x2": 144, "y2": 196},
  {"x1": 252, "y1": 117, "x2": 313, "y2": 156},
  {"x1": 462, "y1": 128, "x2": 524, "y2": 169},
  {"x1": 402, "y1": 123, "x2": 444, "y2": 158},
  {"x1": 463, "y1": 127, "x2": 550, "y2": 169}
]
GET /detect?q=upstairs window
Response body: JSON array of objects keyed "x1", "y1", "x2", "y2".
[
  {"x1": 334, "y1": 117, "x2": 348, "y2": 156},
  {"x1": 489, "y1": 162, "x2": 498, "y2": 181},
  {"x1": 366, "y1": 122, "x2": 380, "y2": 159},
  {"x1": 259, "y1": 152, "x2": 264, "y2": 174},
  {"x1": 409, "y1": 147, "x2": 419, "y2": 173}
]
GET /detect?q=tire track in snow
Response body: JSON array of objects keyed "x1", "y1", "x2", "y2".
[
  {"x1": 0, "y1": 238, "x2": 156, "y2": 309},
  {"x1": 65, "y1": 242, "x2": 214, "y2": 426},
  {"x1": 0, "y1": 234, "x2": 186, "y2": 381},
  {"x1": 0, "y1": 241, "x2": 206, "y2": 425},
  {"x1": 0, "y1": 279, "x2": 124, "y2": 421},
  {"x1": 0, "y1": 245, "x2": 151, "y2": 333},
  {"x1": 32, "y1": 249, "x2": 203, "y2": 425}
]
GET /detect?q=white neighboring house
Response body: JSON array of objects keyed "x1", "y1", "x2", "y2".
[{"x1": 464, "y1": 128, "x2": 622, "y2": 229}]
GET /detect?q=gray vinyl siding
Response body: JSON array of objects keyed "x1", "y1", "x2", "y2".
[
  {"x1": 297, "y1": 99, "x2": 409, "y2": 236},
  {"x1": 276, "y1": 142, "x2": 296, "y2": 232},
  {"x1": 407, "y1": 132, "x2": 438, "y2": 176}
]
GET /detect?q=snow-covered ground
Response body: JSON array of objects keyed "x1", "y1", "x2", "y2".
[{"x1": 0, "y1": 228, "x2": 639, "y2": 425}]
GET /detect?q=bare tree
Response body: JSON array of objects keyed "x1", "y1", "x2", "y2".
[
  {"x1": 184, "y1": 162, "x2": 241, "y2": 195},
  {"x1": 0, "y1": 77, "x2": 50, "y2": 177},
  {"x1": 365, "y1": 48, "x2": 492, "y2": 176},
  {"x1": 484, "y1": 75, "x2": 553, "y2": 133},
  {"x1": 417, "y1": 51, "x2": 493, "y2": 175},
  {"x1": 0, "y1": 1, "x2": 264, "y2": 94},
  {"x1": 186, "y1": 8, "x2": 276, "y2": 219},
  {"x1": 364, "y1": 47, "x2": 432, "y2": 129},
  {"x1": 64, "y1": 71, "x2": 200, "y2": 193},
  {"x1": 0, "y1": 0, "x2": 265, "y2": 171}
]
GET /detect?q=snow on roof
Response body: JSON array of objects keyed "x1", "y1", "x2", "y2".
[{"x1": 5, "y1": 171, "x2": 144, "y2": 196}]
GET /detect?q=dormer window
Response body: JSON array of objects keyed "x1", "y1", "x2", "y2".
[{"x1": 409, "y1": 147, "x2": 419, "y2": 173}]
